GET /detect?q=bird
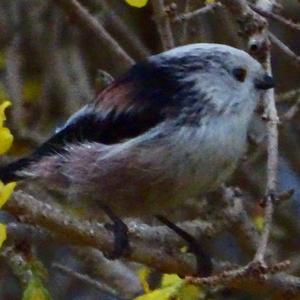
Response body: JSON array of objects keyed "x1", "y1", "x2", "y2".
[
  {"x1": 0, "y1": 43, "x2": 275, "y2": 273},
  {"x1": 0, "y1": 43, "x2": 274, "y2": 218}
]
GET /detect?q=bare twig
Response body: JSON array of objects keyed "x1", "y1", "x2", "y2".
[
  {"x1": 5, "y1": 191, "x2": 208, "y2": 276},
  {"x1": 5, "y1": 191, "x2": 300, "y2": 296},
  {"x1": 250, "y1": 4, "x2": 300, "y2": 32},
  {"x1": 51, "y1": 0, "x2": 134, "y2": 71},
  {"x1": 186, "y1": 260, "x2": 290, "y2": 286},
  {"x1": 73, "y1": 248, "x2": 142, "y2": 298},
  {"x1": 277, "y1": 88, "x2": 300, "y2": 102},
  {"x1": 269, "y1": 32, "x2": 300, "y2": 68},
  {"x1": 179, "y1": 0, "x2": 191, "y2": 44},
  {"x1": 220, "y1": 0, "x2": 279, "y2": 267},
  {"x1": 173, "y1": 2, "x2": 221, "y2": 23},
  {"x1": 152, "y1": 0, "x2": 175, "y2": 50},
  {"x1": 99, "y1": 0, "x2": 150, "y2": 59},
  {"x1": 0, "y1": 245, "x2": 33, "y2": 287},
  {"x1": 6, "y1": 222, "x2": 54, "y2": 244},
  {"x1": 281, "y1": 99, "x2": 300, "y2": 121},
  {"x1": 253, "y1": 52, "x2": 278, "y2": 264},
  {"x1": 5, "y1": 35, "x2": 24, "y2": 133},
  {"x1": 52, "y1": 263, "x2": 118, "y2": 296}
]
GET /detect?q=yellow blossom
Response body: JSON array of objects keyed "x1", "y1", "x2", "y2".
[
  {"x1": 0, "y1": 223, "x2": 6, "y2": 248},
  {"x1": 0, "y1": 181, "x2": 16, "y2": 208},
  {"x1": 0, "y1": 101, "x2": 11, "y2": 127},
  {"x1": 138, "y1": 266, "x2": 151, "y2": 293},
  {"x1": 253, "y1": 215, "x2": 265, "y2": 232},
  {"x1": 135, "y1": 272, "x2": 203, "y2": 300},
  {"x1": 22, "y1": 278, "x2": 51, "y2": 300},
  {"x1": 125, "y1": 0, "x2": 148, "y2": 8},
  {"x1": 0, "y1": 101, "x2": 13, "y2": 154}
]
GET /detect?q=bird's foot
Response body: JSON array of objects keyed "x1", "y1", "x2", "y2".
[
  {"x1": 156, "y1": 215, "x2": 212, "y2": 277},
  {"x1": 99, "y1": 204, "x2": 129, "y2": 259}
]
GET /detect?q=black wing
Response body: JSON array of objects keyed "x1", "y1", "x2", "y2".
[{"x1": 0, "y1": 58, "x2": 190, "y2": 183}]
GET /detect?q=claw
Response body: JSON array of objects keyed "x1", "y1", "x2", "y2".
[
  {"x1": 99, "y1": 204, "x2": 129, "y2": 259},
  {"x1": 156, "y1": 215, "x2": 212, "y2": 277}
]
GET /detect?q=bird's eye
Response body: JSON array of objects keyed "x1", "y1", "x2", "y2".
[{"x1": 232, "y1": 68, "x2": 247, "y2": 82}]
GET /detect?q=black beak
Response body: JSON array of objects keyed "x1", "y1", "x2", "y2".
[{"x1": 254, "y1": 74, "x2": 275, "y2": 90}]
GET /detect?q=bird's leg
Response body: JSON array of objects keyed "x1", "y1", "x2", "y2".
[
  {"x1": 99, "y1": 204, "x2": 129, "y2": 259},
  {"x1": 156, "y1": 215, "x2": 212, "y2": 277}
]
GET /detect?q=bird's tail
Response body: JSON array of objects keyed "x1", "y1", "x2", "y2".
[{"x1": 0, "y1": 157, "x2": 33, "y2": 183}]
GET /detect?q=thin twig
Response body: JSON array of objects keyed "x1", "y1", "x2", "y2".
[
  {"x1": 179, "y1": 0, "x2": 191, "y2": 45},
  {"x1": 277, "y1": 88, "x2": 300, "y2": 102},
  {"x1": 281, "y1": 98, "x2": 300, "y2": 121},
  {"x1": 186, "y1": 260, "x2": 290, "y2": 286},
  {"x1": 152, "y1": 0, "x2": 175, "y2": 50},
  {"x1": 51, "y1": 0, "x2": 134, "y2": 70},
  {"x1": 52, "y1": 263, "x2": 118, "y2": 296},
  {"x1": 5, "y1": 35, "x2": 24, "y2": 133},
  {"x1": 250, "y1": 4, "x2": 300, "y2": 32},
  {"x1": 0, "y1": 246, "x2": 33, "y2": 287},
  {"x1": 220, "y1": 0, "x2": 279, "y2": 266},
  {"x1": 269, "y1": 32, "x2": 300, "y2": 68},
  {"x1": 73, "y1": 248, "x2": 142, "y2": 298},
  {"x1": 99, "y1": 0, "x2": 150, "y2": 59},
  {"x1": 254, "y1": 52, "x2": 278, "y2": 264},
  {"x1": 173, "y1": 2, "x2": 221, "y2": 23}
]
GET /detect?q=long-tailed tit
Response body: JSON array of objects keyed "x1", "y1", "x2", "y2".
[{"x1": 0, "y1": 43, "x2": 274, "y2": 218}]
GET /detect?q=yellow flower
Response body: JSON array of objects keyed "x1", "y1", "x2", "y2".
[
  {"x1": 253, "y1": 215, "x2": 265, "y2": 232},
  {"x1": 0, "y1": 223, "x2": 6, "y2": 248},
  {"x1": 125, "y1": 0, "x2": 148, "y2": 8},
  {"x1": 0, "y1": 101, "x2": 13, "y2": 154},
  {"x1": 22, "y1": 278, "x2": 51, "y2": 300},
  {"x1": 138, "y1": 266, "x2": 151, "y2": 293},
  {"x1": 0, "y1": 181, "x2": 16, "y2": 208},
  {"x1": 135, "y1": 272, "x2": 203, "y2": 300},
  {"x1": 0, "y1": 101, "x2": 11, "y2": 127}
]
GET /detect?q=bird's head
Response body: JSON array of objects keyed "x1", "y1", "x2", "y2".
[
  {"x1": 110, "y1": 43, "x2": 274, "y2": 125},
  {"x1": 157, "y1": 43, "x2": 274, "y2": 116}
]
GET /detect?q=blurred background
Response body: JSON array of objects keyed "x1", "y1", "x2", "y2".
[{"x1": 0, "y1": 0, "x2": 300, "y2": 299}]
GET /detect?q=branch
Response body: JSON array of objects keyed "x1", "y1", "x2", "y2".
[
  {"x1": 99, "y1": 0, "x2": 150, "y2": 59},
  {"x1": 187, "y1": 260, "x2": 290, "y2": 286},
  {"x1": 4, "y1": 191, "x2": 300, "y2": 296},
  {"x1": 6, "y1": 223, "x2": 142, "y2": 298},
  {"x1": 51, "y1": 0, "x2": 134, "y2": 71},
  {"x1": 0, "y1": 245, "x2": 33, "y2": 287},
  {"x1": 250, "y1": 4, "x2": 300, "y2": 32},
  {"x1": 269, "y1": 32, "x2": 300, "y2": 68},
  {"x1": 152, "y1": 0, "x2": 175, "y2": 50},
  {"x1": 277, "y1": 88, "x2": 300, "y2": 102},
  {"x1": 281, "y1": 98, "x2": 300, "y2": 121},
  {"x1": 253, "y1": 44, "x2": 278, "y2": 267},
  {"x1": 5, "y1": 191, "x2": 211, "y2": 276},
  {"x1": 172, "y1": 2, "x2": 221, "y2": 23},
  {"x1": 52, "y1": 263, "x2": 118, "y2": 296},
  {"x1": 216, "y1": 0, "x2": 279, "y2": 267},
  {"x1": 73, "y1": 247, "x2": 142, "y2": 298}
]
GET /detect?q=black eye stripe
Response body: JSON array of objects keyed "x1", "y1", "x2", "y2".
[{"x1": 232, "y1": 68, "x2": 247, "y2": 82}]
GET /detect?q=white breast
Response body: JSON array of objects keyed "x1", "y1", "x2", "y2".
[{"x1": 160, "y1": 114, "x2": 250, "y2": 195}]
